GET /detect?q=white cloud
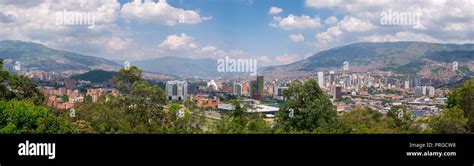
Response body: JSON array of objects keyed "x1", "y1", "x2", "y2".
[
  {"x1": 0, "y1": 0, "x2": 120, "y2": 32},
  {"x1": 289, "y1": 33, "x2": 305, "y2": 43},
  {"x1": 305, "y1": 0, "x2": 474, "y2": 45},
  {"x1": 202, "y1": 16, "x2": 213, "y2": 21},
  {"x1": 305, "y1": 0, "x2": 392, "y2": 13},
  {"x1": 0, "y1": 0, "x2": 127, "y2": 59},
  {"x1": 305, "y1": 0, "x2": 344, "y2": 8},
  {"x1": 316, "y1": 16, "x2": 375, "y2": 47},
  {"x1": 275, "y1": 53, "x2": 300, "y2": 64},
  {"x1": 154, "y1": 34, "x2": 266, "y2": 61},
  {"x1": 200, "y1": 44, "x2": 217, "y2": 53},
  {"x1": 338, "y1": 16, "x2": 376, "y2": 32},
  {"x1": 258, "y1": 56, "x2": 273, "y2": 63},
  {"x1": 360, "y1": 32, "x2": 440, "y2": 43},
  {"x1": 324, "y1": 16, "x2": 338, "y2": 25},
  {"x1": 121, "y1": 0, "x2": 211, "y2": 26},
  {"x1": 159, "y1": 33, "x2": 198, "y2": 50},
  {"x1": 316, "y1": 26, "x2": 343, "y2": 47},
  {"x1": 91, "y1": 37, "x2": 132, "y2": 51},
  {"x1": 269, "y1": 14, "x2": 321, "y2": 30},
  {"x1": 268, "y1": 6, "x2": 283, "y2": 15},
  {"x1": 442, "y1": 23, "x2": 471, "y2": 32}
]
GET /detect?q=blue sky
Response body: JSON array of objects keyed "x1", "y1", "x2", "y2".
[
  {"x1": 0, "y1": 0, "x2": 473, "y2": 66},
  {"x1": 116, "y1": 0, "x2": 323, "y2": 61}
]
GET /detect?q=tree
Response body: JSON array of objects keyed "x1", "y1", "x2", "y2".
[
  {"x1": 0, "y1": 68, "x2": 15, "y2": 100},
  {"x1": 125, "y1": 81, "x2": 168, "y2": 133},
  {"x1": 113, "y1": 66, "x2": 142, "y2": 94},
  {"x1": 72, "y1": 99, "x2": 127, "y2": 133},
  {"x1": 0, "y1": 62, "x2": 44, "y2": 105},
  {"x1": 275, "y1": 79, "x2": 337, "y2": 133},
  {"x1": 71, "y1": 120, "x2": 95, "y2": 134},
  {"x1": 0, "y1": 100, "x2": 74, "y2": 134},
  {"x1": 212, "y1": 100, "x2": 271, "y2": 134},
  {"x1": 128, "y1": 81, "x2": 166, "y2": 111},
  {"x1": 429, "y1": 107, "x2": 468, "y2": 134},
  {"x1": 70, "y1": 66, "x2": 172, "y2": 133},
  {"x1": 71, "y1": 77, "x2": 172, "y2": 133},
  {"x1": 7, "y1": 74, "x2": 44, "y2": 105},
  {"x1": 386, "y1": 105, "x2": 421, "y2": 133},
  {"x1": 337, "y1": 108, "x2": 398, "y2": 134},
  {"x1": 446, "y1": 78, "x2": 474, "y2": 132},
  {"x1": 164, "y1": 103, "x2": 206, "y2": 133}
]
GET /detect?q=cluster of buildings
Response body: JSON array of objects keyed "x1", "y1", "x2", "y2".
[
  {"x1": 314, "y1": 70, "x2": 451, "y2": 119},
  {"x1": 41, "y1": 87, "x2": 84, "y2": 110},
  {"x1": 165, "y1": 76, "x2": 271, "y2": 103},
  {"x1": 87, "y1": 88, "x2": 119, "y2": 102},
  {"x1": 165, "y1": 76, "x2": 281, "y2": 122},
  {"x1": 40, "y1": 86, "x2": 119, "y2": 110}
]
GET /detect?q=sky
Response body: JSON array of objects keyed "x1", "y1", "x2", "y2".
[{"x1": 0, "y1": 0, "x2": 473, "y2": 66}]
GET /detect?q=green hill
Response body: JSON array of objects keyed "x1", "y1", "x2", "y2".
[{"x1": 70, "y1": 70, "x2": 117, "y2": 83}]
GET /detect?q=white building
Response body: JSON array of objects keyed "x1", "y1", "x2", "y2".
[
  {"x1": 166, "y1": 81, "x2": 188, "y2": 101},
  {"x1": 317, "y1": 71, "x2": 324, "y2": 89},
  {"x1": 207, "y1": 80, "x2": 218, "y2": 91},
  {"x1": 415, "y1": 86, "x2": 435, "y2": 97},
  {"x1": 274, "y1": 86, "x2": 288, "y2": 100},
  {"x1": 329, "y1": 71, "x2": 335, "y2": 85},
  {"x1": 426, "y1": 86, "x2": 435, "y2": 98}
]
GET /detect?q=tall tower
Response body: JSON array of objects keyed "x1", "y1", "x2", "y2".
[
  {"x1": 257, "y1": 76, "x2": 264, "y2": 97},
  {"x1": 317, "y1": 71, "x2": 324, "y2": 89},
  {"x1": 329, "y1": 71, "x2": 335, "y2": 85}
]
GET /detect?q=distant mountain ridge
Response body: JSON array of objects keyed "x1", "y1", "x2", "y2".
[
  {"x1": 264, "y1": 41, "x2": 474, "y2": 74},
  {"x1": 0, "y1": 40, "x2": 119, "y2": 72}
]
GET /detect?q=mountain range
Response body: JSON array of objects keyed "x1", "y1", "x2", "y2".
[
  {"x1": 0, "y1": 40, "x2": 119, "y2": 72},
  {"x1": 1, "y1": 40, "x2": 472, "y2": 78},
  {"x1": 264, "y1": 41, "x2": 473, "y2": 75}
]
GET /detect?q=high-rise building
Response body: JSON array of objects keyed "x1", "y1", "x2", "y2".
[
  {"x1": 166, "y1": 81, "x2": 188, "y2": 101},
  {"x1": 257, "y1": 76, "x2": 264, "y2": 96},
  {"x1": 250, "y1": 80, "x2": 256, "y2": 98},
  {"x1": 250, "y1": 76, "x2": 264, "y2": 100},
  {"x1": 415, "y1": 86, "x2": 423, "y2": 97},
  {"x1": 317, "y1": 71, "x2": 324, "y2": 89},
  {"x1": 266, "y1": 83, "x2": 274, "y2": 96},
  {"x1": 233, "y1": 83, "x2": 242, "y2": 96},
  {"x1": 329, "y1": 71, "x2": 335, "y2": 85},
  {"x1": 250, "y1": 80, "x2": 259, "y2": 100},
  {"x1": 404, "y1": 80, "x2": 410, "y2": 89},
  {"x1": 242, "y1": 82, "x2": 248, "y2": 95},
  {"x1": 414, "y1": 86, "x2": 435, "y2": 97},
  {"x1": 426, "y1": 86, "x2": 435, "y2": 97},
  {"x1": 411, "y1": 77, "x2": 421, "y2": 87},
  {"x1": 333, "y1": 85, "x2": 342, "y2": 100}
]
